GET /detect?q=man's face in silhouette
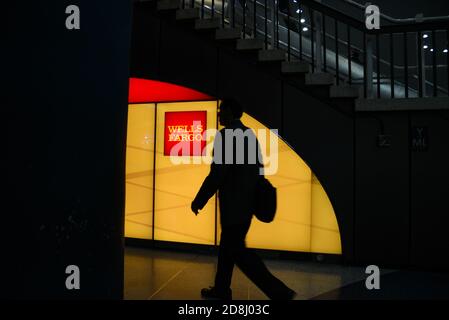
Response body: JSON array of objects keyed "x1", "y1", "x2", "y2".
[{"x1": 218, "y1": 105, "x2": 234, "y2": 127}]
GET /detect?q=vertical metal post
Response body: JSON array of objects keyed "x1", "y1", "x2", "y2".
[
  {"x1": 335, "y1": 19, "x2": 339, "y2": 84},
  {"x1": 232, "y1": 0, "x2": 235, "y2": 28},
  {"x1": 315, "y1": 12, "x2": 322, "y2": 72},
  {"x1": 323, "y1": 16, "x2": 327, "y2": 72},
  {"x1": 265, "y1": 0, "x2": 268, "y2": 49},
  {"x1": 243, "y1": 0, "x2": 246, "y2": 39},
  {"x1": 222, "y1": 0, "x2": 225, "y2": 28},
  {"x1": 376, "y1": 34, "x2": 380, "y2": 98},
  {"x1": 366, "y1": 35, "x2": 374, "y2": 98},
  {"x1": 447, "y1": 29, "x2": 449, "y2": 96},
  {"x1": 299, "y1": 5, "x2": 303, "y2": 60},
  {"x1": 271, "y1": 0, "x2": 276, "y2": 48},
  {"x1": 390, "y1": 33, "x2": 395, "y2": 98},
  {"x1": 404, "y1": 32, "x2": 409, "y2": 98},
  {"x1": 253, "y1": 0, "x2": 257, "y2": 39},
  {"x1": 311, "y1": 8, "x2": 315, "y2": 72},
  {"x1": 347, "y1": 25, "x2": 352, "y2": 84},
  {"x1": 432, "y1": 30, "x2": 438, "y2": 97},
  {"x1": 417, "y1": 31, "x2": 425, "y2": 97},
  {"x1": 201, "y1": 0, "x2": 204, "y2": 18},
  {"x1": 287, "y1": 5, "x2": 291, "y2": 60},
  {"x1": 276, "y1": 0, "x2": 279, "y2": 48}
]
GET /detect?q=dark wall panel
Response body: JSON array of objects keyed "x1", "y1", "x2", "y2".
[
  {"x1": 130, "y1": 2, "x2": 161, "y2": 79},
  {"x1": 283, "y1": 84, "x2": 354, "y2": 262},
  {"x1": 218, "y1": 49, "x2": 282, "y2": 131},
  {"x1": 4, "y1": 1, "x2": 131, "y2": 298},
  {"x1": 410, "y1": 112, "x2": 449, "y2": 270},
  {"x1": 355, "y1": 113, "x2": 410, "y2": 267},
  {"x1": 158, "y1": 20, "x2": 218, "y2": 96}
]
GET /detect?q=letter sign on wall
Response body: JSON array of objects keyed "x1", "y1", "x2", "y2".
[
  {"x1": 411, "y1": 126, "x2": 428, "y2": 152},
  {"x1": 164, "y1": 111, "x2": 207, "y2": 156}
]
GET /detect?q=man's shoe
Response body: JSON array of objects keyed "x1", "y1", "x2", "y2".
[
  {"x1": 201, "y1": 286, "x2": 232, "y2": 300},
  {"x1": 271, "y1": 288, "x2": 297, "y2": 300},
  {"x1": 286, "y1": 288, "x2": 297, "y2": 300}
]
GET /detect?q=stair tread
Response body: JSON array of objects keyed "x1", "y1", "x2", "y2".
[
  {"x1": 330, "y1": 85, "x2": 361, "y2": 98},
  {"x1": 305, "y1": 73, "x2": 335, "y2": 85},
  {"x1": 281, "y1": 61, "x2": 310, "y2": 74},
  {"x1": 195, "y1": 18, "x2": 222, "y2": 30},
  {"x1": 236, "y1": 39, "x2": 264, "y2": 50},
  {"x1": 176, "y1": 8, "x2": 200, "y2": 20},
  {"x1": 216, "y1": 28, "x2": 242, "y2": 40},
  {"x1": 157, "y1": 0, "x2": 180, "y2": 11},
  {"x1": 258, "y1": 49, "x2": 286, "y2": 62}
]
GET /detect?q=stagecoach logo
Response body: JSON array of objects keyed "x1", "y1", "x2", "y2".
[{"x1": 164, "y1": 111, "x2": 207, "y2": 156}]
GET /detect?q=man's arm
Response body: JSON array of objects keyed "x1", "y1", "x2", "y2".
[
  {"x1": 191, "y1": 130, "x2": 227, "y2": 213},
  {"x1": 192, "y1": 161, "x2": 225, "y2": 212}
]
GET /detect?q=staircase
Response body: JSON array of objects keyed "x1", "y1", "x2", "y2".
[
  {"x1": 150, "y1": 0, "x2": 449, "y2": 112},
  {"x1": 152, "y1": 0, "x2": 362, "y2": 116}
]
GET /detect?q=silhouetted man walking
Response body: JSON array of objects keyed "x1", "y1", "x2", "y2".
[{"x1": 191, "y1": 98, "x2": 296, "y2": 300}]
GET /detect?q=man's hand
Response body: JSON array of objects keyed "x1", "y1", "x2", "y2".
[{"x1": 191, "y1": 202, "x2": 200, "y2": 215}]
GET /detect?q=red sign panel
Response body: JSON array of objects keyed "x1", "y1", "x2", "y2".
[{"x1": 164, "y1": 111, "x2": 207, "y2": 156}]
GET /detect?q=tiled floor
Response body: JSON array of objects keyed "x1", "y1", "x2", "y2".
[{"x1": 124, "y1": 246, "x2": 392, "y2": 300}]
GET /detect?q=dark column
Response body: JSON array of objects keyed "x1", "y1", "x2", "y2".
[
  {"x1": 355, "y1": 112, "x2": 410, "y2": 267},
  {"x1": 3, "y1": 0, "x2": 132, "y2": 298}
]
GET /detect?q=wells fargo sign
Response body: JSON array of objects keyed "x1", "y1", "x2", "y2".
[{"x1": 164, "y1": 111, "x2": 207, "y2": 156}]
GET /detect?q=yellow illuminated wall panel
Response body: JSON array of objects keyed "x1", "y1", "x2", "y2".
[
  {"x1": 154, "y1": 102, "x2": 218, "y2": 245},
  {"x1": 311, "y1": 174, "x2": 342, "y2": 254},
  {"x1": 125, "y1": 101, "x2": 341, "y2": 254},
  {"x1": 240, "y1": 114, "x2": 312, "y2": 252},
  {"x1": 125, "y1": 103, "x2": 155, "y2": 240}
]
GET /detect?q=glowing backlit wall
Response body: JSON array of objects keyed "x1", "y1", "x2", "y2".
[
  {"x1": 125, "y1": 101, "x2": 341, "y2": 254},
  {"x1": 125, "y1": 103, "x2": 155, "y2": 240},
  {"x1": 154, "y1": 102, "x2": 217, "y2": 245}
]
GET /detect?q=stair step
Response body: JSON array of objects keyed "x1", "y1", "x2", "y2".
[
  {"x1": 195, "y1": 18, "x2": 221, "y2": 30},
  {"x1": 176, "y1": 8, "x2": 200, "y2": 20},
  {"x1": 157, "y1": 0, "x2": 180, "y2": 11},
  {"x1": 329, "y1": 85, "x2": 361, "y2": 98},
  {"x1": 281, "y1": 61, "x2": 310, "y2": 74},
  {"x1": 258, "y1": 49, "x2": 285, "y2": 62},
  {"x1": 236, "y1": 39, "x2": 264, "y2": 51},
  {"x1": 305, "y1": 73, "x2": 335, "y2": 86},
  {"x1": 215, "y1": 28, "x2": 242, "y2": 40}
]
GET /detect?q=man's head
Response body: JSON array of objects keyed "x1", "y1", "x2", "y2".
[{"x1": 218, "y1": 98, "x2": 243, "y2": 127}]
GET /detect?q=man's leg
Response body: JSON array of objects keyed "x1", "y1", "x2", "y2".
[
  {"x1": 214, "y1": 231, "x2": 235, "y2": 290},
  {"x1": 234, "y1": 246, "x2": 294, "y2": 299},
  {"x1": 227, "y1": 224, "x2": 295, "y2": 300}
]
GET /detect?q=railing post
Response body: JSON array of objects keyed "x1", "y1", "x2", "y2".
[
  {"x1": 225, "y1": 0, "x2": 231, "y2": 26},
  {"x1": 366, "y1": 35, "x2": 374, "y2": 98},
  {"x1": 314, "y1": 4, "x2": 322, "y2": 72},
  {"x1": 420, "y1": 40, "x2": 427, "y2": 97},
  {"x1": 417, "y1": 30, "x2": 426, "y2": 97},
  {"x1": 271, "y1": 0, "x2": 276, "y2": 48}
]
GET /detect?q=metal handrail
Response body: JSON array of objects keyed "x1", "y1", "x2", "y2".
[
  {"x1": 191, "y1": 0, "x2": 449, "y2": 99},
  {"x1": 341, "y1": 0, "x2": 449, "y2": 24}
]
